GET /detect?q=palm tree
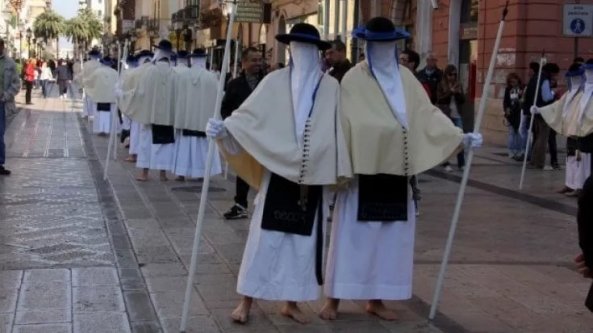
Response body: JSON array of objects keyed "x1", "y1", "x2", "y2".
[
  {"x1": 78, "y1": 8, "x2": 103, "y2": 52},
  {"x1": 64, "y1": 17, "x2": 87, "y2": 58},
  {"x1": 33, "y1": 9, "x2": 64, "y2": 58}
]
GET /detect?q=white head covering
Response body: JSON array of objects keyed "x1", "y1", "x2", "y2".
[
  {"x1": 152, "y1": 49, "x2": 172, "y2": 63},
  {"x1": 366, "y1": 41, "x2": 408, "y2": 129},
  {"x1": 289, "y1": 41, "x2": 323, "y2": 146},
  {"x1": 581, "y1": 69, "x2": 593, "y2": 116},
  {"x1": 190, "y1": 57, "x2": 207, "y2": 69}
]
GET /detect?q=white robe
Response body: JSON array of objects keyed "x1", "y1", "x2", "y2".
[
  {"x1": 84, "y1": 94, "x2": 94, "y2": 118},
  {"x1": 135, "y1": 124, "x2": 175, "y2": 171},
  {"x1": 129, "y1": 121, "x2": 142, "y2": 155},
  {"x1": 324, "y1": 176, "x2": 415, "y2": 300},
  {"x1": 566, "y1": 153, "x2": 592, "y2": 190},
  {"x1": 93, "y1": 103, "x2": 115, "y2": 135},
  {"x1": 237, "y1": 170, "x2": 329, "y2": 301},
  {"x1": 171, "y1": 131, "x2": 222, "y2": 178}
]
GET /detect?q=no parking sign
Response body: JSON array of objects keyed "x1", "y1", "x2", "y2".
[{"x1": 564, "y1": 4, "x2": 593, "y2": 37}]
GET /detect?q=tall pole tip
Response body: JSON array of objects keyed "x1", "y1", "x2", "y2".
[{"x1": 502, "y1": 0, "x2": 509, "y2": 20}]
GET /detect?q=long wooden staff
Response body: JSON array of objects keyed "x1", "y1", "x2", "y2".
[
  {"x1": 519, "y1": 50, "x2": 546, "y2": 190},
  {"x1": 429, "y1": 1, "x2": 509, "y2": 320},
  {"x1": 180, "y1": 1, "x2": 238, "y2": 331}
]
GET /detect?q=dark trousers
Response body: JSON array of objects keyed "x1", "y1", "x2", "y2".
[
  {"x1": 235, "y1": 177, "x2": 249, "y2": 208},
  {"x1": 531, "y1": 116, "x2": 550, "y2": 168},
  {"x1": 548, "y1": 129, "x2": 558, "y2": 166},
  {"x1": 25, "y1": 81, "x2": 33, "y2": 104},
  {"x1": 40, "y1": 80, "x2": 47, "y2": 98}
]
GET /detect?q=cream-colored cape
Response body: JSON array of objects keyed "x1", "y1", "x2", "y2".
[
  {"x1": 540, "y1": 91, "x2": 593, "y2": 137},
  {"x1": 119, "y1": 62, "x2": 151, "y2": 119},
  {"x1": 340, "y1": 62, "x2": 463, "y2": 176},
  {"x1": 221, "y1": 68, "x2": 352, "y2": 190},
  {"x1": 81, "y1": 60, "x2": 101, "y2": 89},
  {"x1": 126, "y1": 62, "x2": 176, "y2": 126},
  {"x1": 84, "y1": 65, "x2": 118, "y2": 103},
  {"x1": 173, "y1": 66, "x2": 218, "y2": 131}
]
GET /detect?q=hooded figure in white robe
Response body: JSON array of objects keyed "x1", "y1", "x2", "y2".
[
  {"x1": 537, "y1": 62, "x2": 593, "y2": 194},
  {"x1": 85, "y1": 56, "x2": 118, "y2": 135},
  {"x1": 320, "y1": 17, "x2": 481, "y2": 321},
  {"x1": 171, "y1": 49, "x2": 222, "y2": 179},
  {"x1": 206, "y1": 23, "x2": 351, "y2": 324},
  {"x1": 118, "y1": 51, "x2": 154, "y2": 162},
  {"x1": 127, "y1": 40, "x2": 177, "y2": 181},
  {"x1": 81, "y1": 49, "x2": 102, "y2": 118}
]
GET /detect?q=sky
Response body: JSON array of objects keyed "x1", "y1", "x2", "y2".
[{"x1": 54, "y1": 0, "x2": 79, "y2": 50}]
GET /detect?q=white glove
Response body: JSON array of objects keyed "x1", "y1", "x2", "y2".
[
  {"x1": 530, "y1": 105, "x2": 540, "y2": 115},
  {"x1": 206, "y1": 118, "x2": 228, "y2": 139},
  {"x1": 463, "y1": 132, "x2": 483, "y2": 149},
  {"x1": 114, "y1": 81, "x2": 124, "y2": 98}
]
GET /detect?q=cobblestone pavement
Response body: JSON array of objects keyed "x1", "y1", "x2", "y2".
[{"x1": 2, "y1": 90, "x2": 593, "y2": 332}]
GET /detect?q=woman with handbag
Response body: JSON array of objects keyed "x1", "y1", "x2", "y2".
[{"x1": 436, "y1": 64, "x2": 466, "y2": 171}]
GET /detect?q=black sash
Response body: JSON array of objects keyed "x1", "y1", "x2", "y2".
[
  {"x1": 567, "y1": 138, "x2": 578, "y2": 156},
  {"x1": 182, "y1": 129, "x2": 206, "y2": 137},
  {"x1": 151, "y1": 125, "x2": 175, "y2": 144},
  {"x1": 587, "y1": 283, "x2": 593, "y2": 312},
  {"x1": 97, "y1": 103, "x2": 111, "y2": 112},
  {"x1": 358, "y1": 174, "x2": 408, "y2": 222},
  {"x1": 578, "y1": 134, "x2": 593, "y2": 154},
  {"x1": 261, "y1": 173, "x2": 324, "y2": 285}
]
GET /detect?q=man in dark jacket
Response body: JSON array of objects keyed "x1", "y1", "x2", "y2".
[
  {"x1": 417, "y1": 52, "x2": 443, "y2": 104},
  {"x1": 221, "y1": 47, "x2": 263, "y2": 219},
  {"x1": 324, "y1": 39, "x2": 352, "y2": 83}
]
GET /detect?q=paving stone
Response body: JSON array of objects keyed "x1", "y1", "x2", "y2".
[
  {"x1": 0, "y1": 288, "x2": 19, "y2": 313},
  {"x1": 150, "y1": 291, "x2": 208, "y2": 319},
  {"x1": 161, "y1": 316, "x2": 220, "y2": 333},
  {"x1": 0, "y1": 270, "x2": 23, "y2": 290},
  {"x1": 72, "y1": 267, "x2": 119, "y2": 286},
  {"x1": 0, "y1": 312, "x2": 13, "y2": 332},
  {"x1": 22, "y1": 269, "x2": 70, "y2": 286},
  {"x1": 74, "y1": 312, "x2": 131, "y2": 333},
  {"x1": 123, "y1": 291, "x2": 158, "y2": 322},
  {"x1": 73, "y1": 286, "x2": 125, "y2": 312},
  {"x1": 130, "y1": 321, "x2": 162, "y2": 333},
  {"x1": 15, "y1": 309, "x2": 72, "y2": 325},
  {"x1": 135, "y1": 246, "x2": 179, "y2": 264},
  {"x1": 13, "y1": 323, "x2": 72, "y2": 333},
  {"x1": 145, "y1": 277, "x2": 188, "y2": 293},
  {"x1": 18, "y1": 283, "x2": 70, "y2": 311},
  {"x1": 141, "y1": 263, "x2": 187, "y2": 277}
]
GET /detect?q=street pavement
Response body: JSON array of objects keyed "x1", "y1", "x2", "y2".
[{"x1": 0, "y1": 90, "x2": 592, "y2": 332}]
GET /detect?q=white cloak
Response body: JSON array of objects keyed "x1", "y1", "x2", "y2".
[
  {"x1": 85, "y1": 66, "x2": 118, "y2": 103},
  {"x1": 135, "y1": 124, "x2": 175, "y2": 171},
  {"x1": 129, "y1": 121, "x2": 142, "y2": 155},
  {"x1": 93, "y1": 103, "x2": 115, "y2": 135},
  {"x1": 81, "y1": 60, "x2": 101, "y2": 89},
  {"x1": 171, "y1": 132, "x2": 222, "y2": 178},
  {"x1": 566, "y1": 153, "x2": 592, "y2": 190},
  {"x1": 126, "y1": 62, "x2": 176, "y2": 126},
  {"x1": 173, "y1": 67, "x2": 218, "y2": 131}
]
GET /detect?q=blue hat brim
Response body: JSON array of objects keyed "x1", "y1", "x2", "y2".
[
  {"x1": 583, "y1": 63, "x2": 593, "y2": 70},
  {"x1": 276, "y1": 33, "x2": 331, "y2": 50},
  {"x1": 353, "y1": 27, "x2": 410, "y2": 41},
  {"x1": 566, "y1": 69, "x2": 584, "y2": 77}
]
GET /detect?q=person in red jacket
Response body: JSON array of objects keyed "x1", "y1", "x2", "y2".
[{"x1": 24, "y1": 59, "x2": 35, "y2": 105}]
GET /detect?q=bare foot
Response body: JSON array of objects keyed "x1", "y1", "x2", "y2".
[
  {"x1": 231, "y1": 297, "x2": 252, "y2": 324},
  {"x1": 366, "y1": 300, "x2": 398, "y2": 321},
  {"x1": 319, "y1": 298, "x2": 340, "y2": 320},
  {"x1": 124, "y1": 156, "x2": 136, "y2": 163},
  {"x1": 136, "y1": 169, "x2": 149, "y2": 182},
  {"x1": 159, "y1": 171, "x2": 168, "y2": 182},
  {"x1": 175, "y1": 176, "x2": 185, "y2": 181},
  {"x1": 281, "y1": 302, "x2": 310, "y2": 324}
]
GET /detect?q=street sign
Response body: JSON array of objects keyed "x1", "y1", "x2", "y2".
[
  {"x1": 236, "y1": 0, "x2": 263, "y2": 23},
  {"x1": 563, "y1": 4, "x2": 593, "y2": 37}
]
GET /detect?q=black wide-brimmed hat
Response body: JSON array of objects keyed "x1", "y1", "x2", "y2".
[
  {"x1": 177, "y1": 50, "x2": 190, "y2": 59},
  {"x1": 126, "y1": 55, "x2": 137, "y2": 63},
  {"x1": 100, "y1": 56, "x2": 114, "y2": 66},
  {"x1": 190, "y1": 48, "x2": 207, "y2": 58},
  {"x1": 276, "y1": 23, "x2": 331, "y2": 50},
  {"x1": 154, "y1": 39, "x2": 174, "y2": 53},
  {"x1": 136, "y1": 50, "x2": 153, "y2": 58},
  {"x1": 566, "y1": 63, "x2": 584, "y2": 77},
  {"x1": 88, "y1": 49, "x2": 101, "y2": 57},
  {"x1": 353, "y1": 17, "x2": 410, "y2": 41}
]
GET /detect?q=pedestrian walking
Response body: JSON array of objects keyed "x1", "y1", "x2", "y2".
[
  {"x1": 220, "y1": 47, "x2": 263, "y2": 220},
  {"x1": 39, "y1": 62, "x2": 52, "y2": 98},
  {"x1": 23, "y1": 59, "x2": 35, "y2": 105},
  {"x1": 55, "y1": 59, "x2": 71, "y2": 99},
  {"x1": 0, "y1": 38, "x2": 22, "y2": 175}
]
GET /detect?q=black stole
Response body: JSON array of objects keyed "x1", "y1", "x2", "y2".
[
  {"x1": 358, "y1": 174, "x2": 408, "y2": 222},
  {"x1": 151, "y1": 125, "x2": 175, "y2": 144},
  {"x1": 96, "y1": 103, "x2": 111, "y2": 112},
  {"x1": 261, "y1": 173, "x2": 324, "y2": 285}
]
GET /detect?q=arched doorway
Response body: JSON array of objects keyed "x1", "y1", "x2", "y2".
[{"x1": 277, "y1": 16, "x2": 286, "y2": 64}]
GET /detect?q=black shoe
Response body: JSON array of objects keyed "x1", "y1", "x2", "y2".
[
  {"x1": 223, "y1": 204, "x2": 248, "y2": 220},
  {"x1": 0, "y1": 166, "x2": 11, "y2": 176}
]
